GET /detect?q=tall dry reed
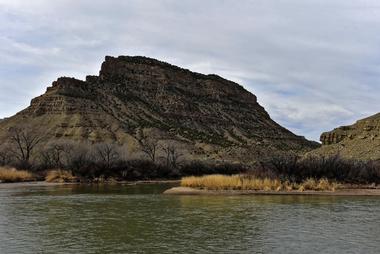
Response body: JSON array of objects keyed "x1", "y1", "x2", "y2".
[
  {"x1": 0, "y1": 167, "x2": 35, "y2": 183},
  {"x1": 181, "y1": 175, "x2": 339, "y2": 191},
  {"x1": 45, "y1": 170, "x2": 77, "y2": 183}
]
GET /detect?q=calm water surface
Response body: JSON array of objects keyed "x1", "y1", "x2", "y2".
[{"x1": 0, "y1": 183, "x2": 379, "y2": 254}]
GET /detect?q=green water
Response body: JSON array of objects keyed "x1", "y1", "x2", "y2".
[{"x1": 0, "y1": 183, "x2": 379, "y2": 254}]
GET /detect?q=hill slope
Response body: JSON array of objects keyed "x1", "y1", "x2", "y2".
[
  {"x1": 0, "y1": 56, "x2": 319, "y2": 163},
  {"x1": 310, "y1": 113, "x2": 380, "y2": 160}
]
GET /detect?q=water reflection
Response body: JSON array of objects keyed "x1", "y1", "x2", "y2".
[{"x1": 0, "y1": 184, "x2": 379, "y2": 253}]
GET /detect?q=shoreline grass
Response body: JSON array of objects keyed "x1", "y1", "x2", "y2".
[
  {"x1": 45, "y1": 170, "x2": 78, "y2": 183},
  {"x1": 0, "y1": 167, "x2": 35, "y2": 183},
  {"x1": 181, "y1": 175, "x2": 340, "y2": 192}
]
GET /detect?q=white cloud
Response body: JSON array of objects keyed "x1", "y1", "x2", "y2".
[{"x1": 1, "y1": 0, "x2": 380, "y2": 141}]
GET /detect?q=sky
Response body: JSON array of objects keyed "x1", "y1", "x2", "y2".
[{"x1": 1, "y1": 0, "x2": 380, "y2": 141}]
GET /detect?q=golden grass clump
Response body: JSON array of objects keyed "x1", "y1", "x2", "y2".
[
  {"x1": 181, "y1": 175, "x2": 241, "y2": 190},
  {"x1": 298, "y1": 178, "x2": 339, "y2": 192},
  {"x1": 181, "y1": 175, "x2": 340, "y2": 192},
  {"x1": 0, "y1": 167, "x2": 35, "y2": 183},
  {"x1": 181, "y1": 175, "x2": 283, "y2": 191},
  {"x1": 45, "y1": 170, "x2": 77, "y2": 183}
]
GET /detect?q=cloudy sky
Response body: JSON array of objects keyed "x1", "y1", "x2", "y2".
[{"x1": 1, "y1": 0, "x2": 380, "y2": 141}]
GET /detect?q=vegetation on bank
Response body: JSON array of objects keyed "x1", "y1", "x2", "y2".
[
  {"x1": 0, "y1": 127, "x2": 246, "y2": 183},
  {"x1": 181, "y1": 154, "x2": 380, "y2": 191},
  {"x1": 261, "y1": 154, "x2": 380, "y2": 184},
  {"x1": 1, "y1": 127, "x2": 380, "y2": 185},
  {"x1": 0, "y1": 140, "x2": 246, "y2": 183},
  {"x1": 0, "y1": 167, "x2": 35, "y2": 183},
  {"x1": 0, "y1": 156, "x2": 245, "y2": 183},
  {"x1": 181, "y1": 175, "x2": 339, "y2": 191},
  {"x1": 45, "y1": 170, "x2": 77, "y2": 183}
]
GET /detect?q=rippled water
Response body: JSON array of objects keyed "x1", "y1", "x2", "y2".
[{"x1": 0, "y1": 183, "x2": 379, "y2": 254}]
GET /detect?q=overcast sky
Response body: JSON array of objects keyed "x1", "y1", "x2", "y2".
[{"x1": 1, "y1": 0, "x2": 380, "y2": 141}]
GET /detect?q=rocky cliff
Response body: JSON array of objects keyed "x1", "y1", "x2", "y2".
[
  {"x1": 310, "y1": 113, "x2": 380, "y2": 160},
  {"x1": 0, "y1": 56, "x2": 319, "y2": 164}
]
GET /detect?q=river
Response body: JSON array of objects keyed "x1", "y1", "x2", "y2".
[{"x1": 0, "y1": 183, "x2": 379, "y2": 253}]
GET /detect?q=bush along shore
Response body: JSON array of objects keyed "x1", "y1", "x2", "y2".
[
  {"x1": 0, "y1": 136, "x2": 247, "y2": 182},
  {"x1": 0, "y1": 131, "x2": 247, "y2": 183},
  {"x1": 0, "y1": 154, "x2": 379, "y2": 190},
  {"x1": 0, "y1": 160, "x2": 246, "y2": 183},
  {"x1": 171, "y1": 154, "x2": 380, "y2": 194},
  {"x1": 1, "y1": 132, "x2": 380, "y2": 187}
]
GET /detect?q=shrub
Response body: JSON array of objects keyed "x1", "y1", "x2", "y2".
[
  {"x1": 179, "y1": 161, "x2": 246, "y2": 176},
  {"x1": 0, "y1": 167, "x2": 35, "y2": 183},
  {"x1": 266, "y1": 154, "x2": 380, "y2": 184},
  {"x1": 45, "y1": 170, "x2": 78, "y2": 183}
]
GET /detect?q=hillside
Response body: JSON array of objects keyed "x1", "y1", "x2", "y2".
[
  {"x1": 0, "y1": 56, "x2": 319, "y2": 164},
  {"x1": 310, "y1": 113, "x2": 380, "y2": 160}
]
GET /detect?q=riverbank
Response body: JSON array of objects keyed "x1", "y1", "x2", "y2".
[
  {"x1": 181, "y1": 175, "x2": 342, "y2": 191},
  {"x1": 164, "y1": 186, "x2": 380, "y2": 196},
  {"x1": 170, "y1": 174, "x2": 380, "y2": 196},
  {"x1": 0, "y1": 168, "x2": 37, "y2": 183},
  {"x1": 0, "y1": 180, "x2": 180, "y2": 189},
  {"x1": 0, "y1": 181, "x2": 74, "y2": 188},
  {"x1": 0, "y1": 167, "x2": 182, "y2": 184}
]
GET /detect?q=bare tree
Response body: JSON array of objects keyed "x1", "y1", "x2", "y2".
[
  {"x1": 137, "y1": 131, "x2": 159, "y2": 162},
  {"x1": 95, "y1": 143, "x2": 120, "y2": 169},
  {"x1": 64, "y1": 143, "x2": 92, "y2": 172},
  {"x1": 39, "y1": 142, "x2": 66, "y2": 168},
  {"x1": 8, "y1": 127, "x2": 43, "y2": 166},
  {"x1": 162, "y1": 144, "x2": 182, "y2": 168},
  {"x1": 0, "y1": 145, "x2": 12, "y2": 166}
]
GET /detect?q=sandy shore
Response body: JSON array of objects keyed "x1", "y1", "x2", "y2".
[
  {"x1": 163, "y1": 187, "x2": 380, "y2": 196},
  {"x1": 0, "y1": 181, "x2": 78, "y2": 189},
  {"x1": 0, "y1": 180, "x2": 180, "y2": 189}
]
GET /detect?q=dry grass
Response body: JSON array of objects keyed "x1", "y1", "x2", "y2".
[
  {"x1": 181, "y1": 175, "x2": 282, "y2": 191},
  {"x1": 298, "y1": 178, "x2": 339, "y2": 191},
  {"x1": 45, "y1": 170, "x2": 77, "y2": 183},
  {"x1": 0, "y1": 167, "x2": 35, "y2": 183},
  {"x1": 181, "y1": 175, "x2": 340, "y2": 192}
]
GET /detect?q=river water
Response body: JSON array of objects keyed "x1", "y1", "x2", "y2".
[{"x1": 0, "y1": 183, "x2": 379, "y2": 254}]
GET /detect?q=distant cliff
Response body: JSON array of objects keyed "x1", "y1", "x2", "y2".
[
  {"x1": 0, "y1": 55, "x2": 319, "y2": 164},
  {"x1": 310, "y1": 113, "x2": 380, "y2": 160}
]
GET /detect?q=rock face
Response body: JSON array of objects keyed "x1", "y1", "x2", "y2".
[
  {"x1": 0, "y1": 56, "x2": 319, "y2": 164},
  {"x1": 311, "y1": 113, "x2": 380, "y2": 160}
]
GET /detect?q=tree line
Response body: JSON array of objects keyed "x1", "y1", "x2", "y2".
[
  {"x1": 0, "y1": 127, "x2": 245, "y2": 181},
  {"x1": 2, "y1": 127, "x2": 379, "y2": 184}
]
